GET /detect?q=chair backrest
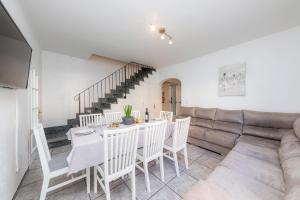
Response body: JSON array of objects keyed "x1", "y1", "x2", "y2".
[
  {"x1": 172, "y1": 117, "x2": 191, "y2": 148},
  {"x1": 104, "y1": 112, "x2": 123, "y2": 124},
  {"x1": 160, "y1": 111, "x2": 173, "y2": 122},
  {"x1": 79, "y1": 113, "x2": 104, "y2": 127},
  {"x1": 103, "y1": 126, "x2": 139, "y2": 178},
  {"x1": 132, "y1": 110, "x2": 140, "y2": 119},
  {"x1": 33, "y1": 124, "x2": 51, "y2": 175},
  {"x1": 143, "y1": 120, "x2": 168, "y2": 159}
]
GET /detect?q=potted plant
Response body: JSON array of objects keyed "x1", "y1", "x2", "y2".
[{"x1": 122, "y1": 105, "x2": 134, "y2": 125}]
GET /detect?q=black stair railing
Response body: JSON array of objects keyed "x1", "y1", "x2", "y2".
[{"x1": 74, "y1": 62, "x2": 153, "y2": 114}]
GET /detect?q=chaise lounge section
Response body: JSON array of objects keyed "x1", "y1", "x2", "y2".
[{"x1": 180, "y1": 107, "x2": 300, "y2": 200}]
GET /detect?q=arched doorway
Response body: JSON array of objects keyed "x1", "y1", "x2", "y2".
[{"x1": 161, "y1": 79, "x2": 181, "y2": 115}]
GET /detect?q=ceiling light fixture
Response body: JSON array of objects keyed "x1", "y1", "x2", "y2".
[{"x1": 150, "y1": 24, "x2": 174, "y2": 45}]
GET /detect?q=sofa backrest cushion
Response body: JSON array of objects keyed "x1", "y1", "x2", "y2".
[
  {"x1": 213, "y1": 109, "x2": 243, "y2": 134},
  {"x1": 243, "y1": 110, "x2": 300, "y2": 140},
  {"x1": 285, "y1": 186, "x2": 300, "y2": 200},
  {"x1": 243, "y1": 110, "x2": 300, "y2": 129},
  {"x1": 194, "y1": 107, "x2": 216, "y2": 120},
  {"x1": 178, "y1": 106, "x2": 195, "y2": 117},
  {"x1": 215, "y1": 109, "x2": 243, "y2": 124},
  {"x1": 294, "y1": 118, "x2": 300, "y2": 140},
  {"x1": 243, "y1": 126, "x2": 290, "y2": 140}
]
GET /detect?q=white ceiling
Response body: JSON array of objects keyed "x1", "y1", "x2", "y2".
[{"x1": 22, "y1": 0, "x2": 300, "y2": 67}]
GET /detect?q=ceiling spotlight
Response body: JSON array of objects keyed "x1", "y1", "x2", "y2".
[
  {"x1": 151, "y1": 25, "x2": 173, "y2": 45},
  {"x1": 150, "y1": 24, "x2": 156, "y2": 31}
]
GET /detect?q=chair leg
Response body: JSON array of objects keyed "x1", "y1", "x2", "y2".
[
  {"x1": 94, "y1": 167, "x2": 97, "y2": 193},
  {"x1": 131, "y1": 170, "x2": 136, "y2": 200},
  {"x1": 105, "y1": 179, "x2": 111, "y2": 200},
  {"x1": 184, "y1": 147, "x2": 189, "y2": 169},
  {"x1": 173, "y1": 151, "x2": 180, "y2": 177},
  {"x1": 144, "y1": 161, "x2": 151, "y2": 193},
  {"x1": 159, "y1": 155, "x2": 165, "y2": 182},
  {"x1": 86, "y1": 167, "x2": 90, "y2": 193},
  {"x1": 40, "y1": 177, "x2": 49, "y2": 200}
]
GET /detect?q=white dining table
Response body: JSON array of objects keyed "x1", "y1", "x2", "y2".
[{"x1": 65, "y1": 122, "x2": 175, "y2": 193}]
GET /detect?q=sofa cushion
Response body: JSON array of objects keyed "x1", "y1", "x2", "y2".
[
  {"x1": 205, "y1": 130, "x2": 239, "y2": 149},
  {"x1": 204, "y1": 166, "x2": 283, "y2": 200},
  {"x1": 294, "y1": 118, "x2": 300, "y2": 139},
  {"x1": 191, "y1": 117, "x2": 213, "y2": 128},
  {"x1": 215, "y1": 109, "x2": 243, "y2": 124},
  {"x1": 189, "y1": 125, "x2": 208, "y2": 140},
  {"x1": 213, "y1": 121, "x2": 242, "y2": 135},
  {"x1": 243, "y1": 110, "x2": 300, "y2": 129},
  {"x1": 285, "y1": 186, "x2": 300, "y2": 200},
  {"x1": 233, "y1": 142, "x2": 280, "y2": 166},
  {"x1": 221, "y1": 151, "x2": 285, "y2": 192},
  {"x1": 194, "y1": 107, "x2": 216, "y2": 120},
  {"x1": 237, "y1": 135, "x2": 280, "y2": 150},
  {"x1": 282, "y1": 157, "x2": 300, "y2": 191},
  {"x1": 178, "y1": 106, "x2": 195, "y2": 117},
  {"x1": 279, "y1": 141, "x2": 300, "y2": 163},
  {"x1": 243, "y1": 125, "x2": 289, "y2": 140},
  {"x1": 281, "y1": 131, "x2": 299, "y2": 145}
]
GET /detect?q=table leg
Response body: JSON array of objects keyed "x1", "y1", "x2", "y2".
[{"x1": 86, "y1": 167, "x2": 90, "y2": 193}]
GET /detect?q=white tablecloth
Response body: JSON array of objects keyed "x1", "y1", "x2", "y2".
[{"x1": 66, "y1": 122, "x2": 174, "y2": 174}]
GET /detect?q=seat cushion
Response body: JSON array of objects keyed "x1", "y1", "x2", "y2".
[
  {"x1": 233, "y1": 142, "x2": 280, "y2": 165},
  {"x1": 237, "y1": 135, "x2": 280, "y2": 150},
  {"x1": 207, "y1": 166, "x2": 283, "y2": 200},
  {"x1": 282, "y1": 157, "x2": 300, "y2": 191},
  {"x1": 191, "y1": 117, "x2": 213, "y2": 128},
  {"x1": 205, "y1": 130, "x2": 239, "y2": 149},
  {"x1": 189, "y1": 125, "x2": 208, "y2": 140},
  {"x1": 221, "y1": 151, "x2": 285, "y2": 191},
  {"x1": 48, "y1": 152, "x2": 69, "y2": 172},
  {"x1": 279, "y1": 141, "x2": 300, "y2": 163},
  {"x1": 213, "y1": 121, "x2": 242, "y2": 135}
]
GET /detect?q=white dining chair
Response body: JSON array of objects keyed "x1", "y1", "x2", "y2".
[
  {"x1": 79, "y1": 113, "x2": 105, "y2": 127},
  {"x1": 163, "y1": 117, "x2": 191, "y2": 177},
  {"x1": 104, "y1": 111, "x2": 123, "y2": 124},
  {"x1": 94, "y1": 126, "x2": 139, "y2": 200},
  {"x1": 160, "y1": 111, "x2": 173, "y2": 122},
  {"x1": 136, "y1": 120, "x2": 167, "y2": 192},
  {"x1": 33, "y1": 124, "x2": 88, "y2": 200},
  {"x1": 132, "y1": 110, "x2": 140, "y2": 119}
]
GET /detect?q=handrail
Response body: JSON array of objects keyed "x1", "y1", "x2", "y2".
[{"x1": 74, "y1": 61, "x2": 153, "y2": 114}]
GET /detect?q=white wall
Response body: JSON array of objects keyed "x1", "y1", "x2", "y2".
[
  {"x1": 159, "y1": 26, "x2": 300, "y2": 113},
  {"x1": 42, "y1": 51, "x2": 125, "y2": 127},
  {"x1": 107, "y1": 72, "x2": 162, "y2": 118},
  {"x1": 0, "y1": 1, "x2": 42, "y2": 200}
]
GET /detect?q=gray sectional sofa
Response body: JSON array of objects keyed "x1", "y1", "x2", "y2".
[{"x1": 177, "y1": 107, "x2": 300, "y2": 200}]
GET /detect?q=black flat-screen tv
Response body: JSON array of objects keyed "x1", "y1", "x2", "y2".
[{"x1": 0, "y1": 2, "x2": 32, "y2": 89}]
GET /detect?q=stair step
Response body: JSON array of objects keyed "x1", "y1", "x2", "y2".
[
  {"x1": 98, "y1": 97, "x2": 118, "y2": 104},
  {"x1": 92, "y1": 102, "x2": 111, "y2": 109}
]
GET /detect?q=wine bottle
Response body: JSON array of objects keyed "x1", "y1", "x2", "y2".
[{"x1": 145, "y1": 108, "x2": 149, "y2": 123}]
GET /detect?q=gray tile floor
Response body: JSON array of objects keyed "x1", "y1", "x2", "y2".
[{"x1": 14, "y1": 144, "x2": 224, "y2": 200}]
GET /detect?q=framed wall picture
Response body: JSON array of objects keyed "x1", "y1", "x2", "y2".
[{"x1": 218, "y1": 63, "x2": 246, "y2": 96}]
